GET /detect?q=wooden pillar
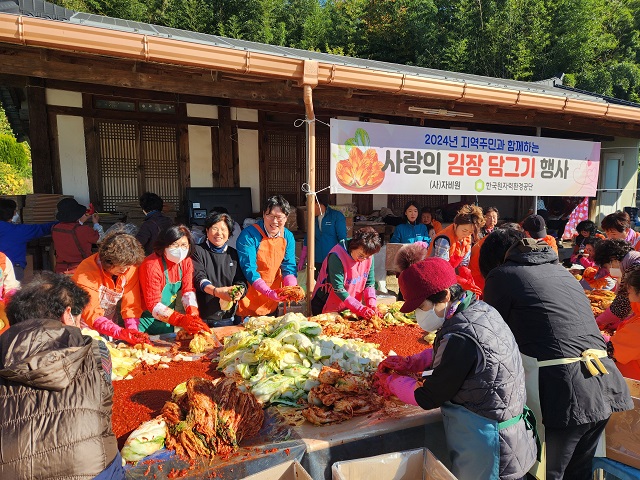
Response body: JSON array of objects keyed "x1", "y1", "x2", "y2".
[
  {"x1": 218, "y1": 106, "x2": 234, "y2": 188},
  {"x1": 26, "y1": 85, "x2": 54, "y2": 193}
]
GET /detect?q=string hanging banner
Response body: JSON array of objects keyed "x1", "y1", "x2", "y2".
[{"x1": 330, "y1": 119, "x2": 601, "y2": 196}]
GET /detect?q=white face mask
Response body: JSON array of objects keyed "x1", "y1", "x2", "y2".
[
  {"x1": 609, "y1": 267, "x2": 622, "y2": 279},
  {"x1": 11, "y1": 213, "x2": 20, "y2": 223},
  {"x1": 165, "y1": 247, "x2": 189, "y2": 264},
  {"x1": 415, "y1": 303, "x2": 447, "y2": 333}
]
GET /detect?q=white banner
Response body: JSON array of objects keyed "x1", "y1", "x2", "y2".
[{"x1": 330, "y1": 119, "x2": 600, "y2": 196}]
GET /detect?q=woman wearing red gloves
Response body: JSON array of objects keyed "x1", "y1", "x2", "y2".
[
  {"x1": 427, "y1": 204, "x2": 484, "y2": 296},
  {"x1": 375, "y1": 257, "x2": 536, "y2": 480},
  {"x1": 138, "y1": 225, "x2": 210, "y2": 335},
  {"x1": 310, "y1": 227, "x2": 381, "y2": 319},
  {"x1": 72, "y1": 232, "x2": 150, "y2": 345}
]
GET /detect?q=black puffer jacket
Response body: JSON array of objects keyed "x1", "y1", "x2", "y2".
[
  {"x1": 483, "y1": 241, "x2": 632, "y2": 428},
  {"x1": 0, "y1": 319, "x2": 118, "y2": 479}
]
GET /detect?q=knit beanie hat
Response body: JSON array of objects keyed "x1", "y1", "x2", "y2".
[{"x1": 398, "y1": 257, "x2": 457, "y2": 313}]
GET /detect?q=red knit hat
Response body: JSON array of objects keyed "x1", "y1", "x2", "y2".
[{"x1": 398, "y1": 257, "x2": 458, "y2": 313}]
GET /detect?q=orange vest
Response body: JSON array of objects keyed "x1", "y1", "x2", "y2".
[
  {"x1": 432, "y1": 220, "x2": 443, "y2": 234},
  {"x1": 427, "y1": 224, "x2": 472, "y2": 269},
  {"x1": 237, "y1": 224, "x2": 286, "y2": 317},
  {"x1": 468, "y1": 236, "x2": 487, "y2": 291},
  {"x1": 541, "y1": 235, "x2": 558, "y2": 254},
  {"x1": 612, "y1": 309, "x2": 640, "y2": 380}
]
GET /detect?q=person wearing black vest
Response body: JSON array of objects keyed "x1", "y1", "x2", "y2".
[
  {"x1": 376, "y1": 257, "x2": 536, "y2": 480},
  {"x1": 0, "y1": 272, "x2": 124, "y2": 479},
  {"x1": 481, "y1": 230, "x2": 633, "y2": 480}
]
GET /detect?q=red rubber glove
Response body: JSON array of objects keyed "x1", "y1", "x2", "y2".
[
  {"x1": 118, "y1": 328, "x2": 151, "y2": 346},
  {"x1": 378, "y1": 349, "x2": 434, "y2": 374},
  {"x1": 597, "y1": 307, "x2": 623, "y2": 331},
  {"x1": 169, "y1": 311, "x2": 211, "y2": 334},
  {"x1": 185, "y1": 305, "x2": 200, "y2": 317}
]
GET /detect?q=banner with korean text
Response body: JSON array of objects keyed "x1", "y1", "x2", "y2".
[{"x1": 330, "y1": 119, "x2": 600, "y2": 196}]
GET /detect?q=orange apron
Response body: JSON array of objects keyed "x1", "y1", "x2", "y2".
[{"x1": 237, "y1": 224, "x2": 286, "y2": 317}]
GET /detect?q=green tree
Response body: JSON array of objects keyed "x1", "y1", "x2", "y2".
[{"x1": 0, "y1": 108, "x2": 12, "y2": 137}]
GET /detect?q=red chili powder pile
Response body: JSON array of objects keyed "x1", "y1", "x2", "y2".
[
  {"x1": 362, "y1": 324, "x2": 431, "y2": 356},
  {"x1": 112, "y1": 358, "x2": 223, "y2": 448}
]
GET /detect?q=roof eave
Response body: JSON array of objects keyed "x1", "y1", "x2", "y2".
[{"x1": 2, "y1": 13, "x2": 640, "y2": 125}]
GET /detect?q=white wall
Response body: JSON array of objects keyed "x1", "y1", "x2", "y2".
[
  {"x1": 188, "y1": 125, "x2": 213, "y2": 187},
  {"x1": 238, "y1": 129, "x2": 260, "y2": 212},
  {"x1": 46, "y1": 89, "x2": 82, "y2": 108},
  {"x1": 231, "y1": 107, "x2": 258, "y2": 122},
  {"x1": 187, "y1": 103, "x2": 218, "y2": 119},
  {"x1": 595, "y1": 137, "x2": 640, "y2": 223},
  {"x1": 57, "y1": 115, "x2": 90, "y2": 205}
]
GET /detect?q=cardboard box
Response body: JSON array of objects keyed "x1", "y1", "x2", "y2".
[
  {"x1": 385, "y1": 243, "x2": 404, "y2": 273},
  {"x1": 606, "y1": 377, "x2": 640, "y2": 469},
  {"x1": 296, "y1": 206, "x2": 308, "y2": 233},
  {"x1": 242, "y1": 460, "x2": 312, "y2": 480},
  {"x1": 285, "y1": 207, "x2": 298, "y2": 232},
  {"x1": 332, "y1": 448, "x2": 456, "y2": 480}
]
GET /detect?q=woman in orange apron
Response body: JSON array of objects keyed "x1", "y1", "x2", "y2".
[
  {"x1": 427, "y1": 204, "x2": 484, "y2": 296},
  {"x1": 72, "y1": 231, "x2": 150, "y2": 345},
  {"x1": 236, "y1": 196, "x2": 298, "y2": 317},
  {"x1": 138, "y1": 225, "x2": 210, "y2": 335}
]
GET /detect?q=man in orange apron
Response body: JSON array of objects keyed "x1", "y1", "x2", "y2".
[{"x1": 236, "y1": 196, "x2": 298, "y2": 317}]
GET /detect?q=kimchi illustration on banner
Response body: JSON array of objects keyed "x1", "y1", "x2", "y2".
[
  {"x1": 330, "y1": 119, "x2": 601, "y2": 197},
  {"x1": 335, "y1": 128, "x2": 386, "y2": 192}
]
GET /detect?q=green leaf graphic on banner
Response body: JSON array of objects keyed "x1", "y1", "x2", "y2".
[
  {"x1": 354, "y1": 128, "x2": 370, "y2": 147},
  {"x1": 475, "y1": 179, "x2": 485, "y2": 192}
]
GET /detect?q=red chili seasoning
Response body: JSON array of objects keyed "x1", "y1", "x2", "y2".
[
  {"x1": 362, "y1": 325, "x2": 431, "y2": 356},
  {"x1": 284, "y1": 448, "x2": 290, "y2": 456},
  {"x1": 112, "y1": 358, "x2": 223, "y2": 448}
]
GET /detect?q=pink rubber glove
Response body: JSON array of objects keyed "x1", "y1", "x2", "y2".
[
  {"x1": 283, "y1": 274, "x2": 298, "y2": 287},
  {"x1": 378, "y1": 349, "x2": 434, "y2": 374},
  {"x1": 298, "y1": 246, "x2": 307, "y2": 271},
  {"x1": 387, "y1": 374, "x2": 419, "y2": 406},
  {"x1": 363, "y1": 287, "x2": 377, "y2": 308},
  {"x1": 344, "y1": 296, "x2": 370, "y2": 318},
  {"x1": 93, "y1": 315, "x2": 123, "y2": 338},
  {"x1": 597, "y1": 307, "x2": 623, "y2": 330},
  {"x1": 124, "y1": 318, "x2": 140, "y2": 330},
  {"x1": 253, "y1": 278, "x2": 282, "y2": 302}
]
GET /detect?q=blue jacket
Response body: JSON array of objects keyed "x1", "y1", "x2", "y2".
[
  {"x1": 303, "y1": 207, "x2": 348, "y2": 264},
  {"x1": 390, "y1": 222, "x2": 431, "y2": 244},
  {"x1": 0, "y1": 221, "x2": 57, "y2": 267},
  {"x1": 236, "y1": 220, "x2": 297, "y2": 284}
]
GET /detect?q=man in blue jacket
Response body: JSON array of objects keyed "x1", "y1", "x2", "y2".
[
  {"x1": 298, "y1": 194, "x2": 347, "y2": 277},
  {"x1": 0, "y1": 199, "x2": 57, "y2": 280}
]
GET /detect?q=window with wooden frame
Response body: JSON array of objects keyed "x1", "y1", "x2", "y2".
[
  {"x1": 92, "y1": 120, "x2": 181, "y2": 212},
  {"x1": 262, "y1": 130, "x2": 329, "y2": 208}
]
